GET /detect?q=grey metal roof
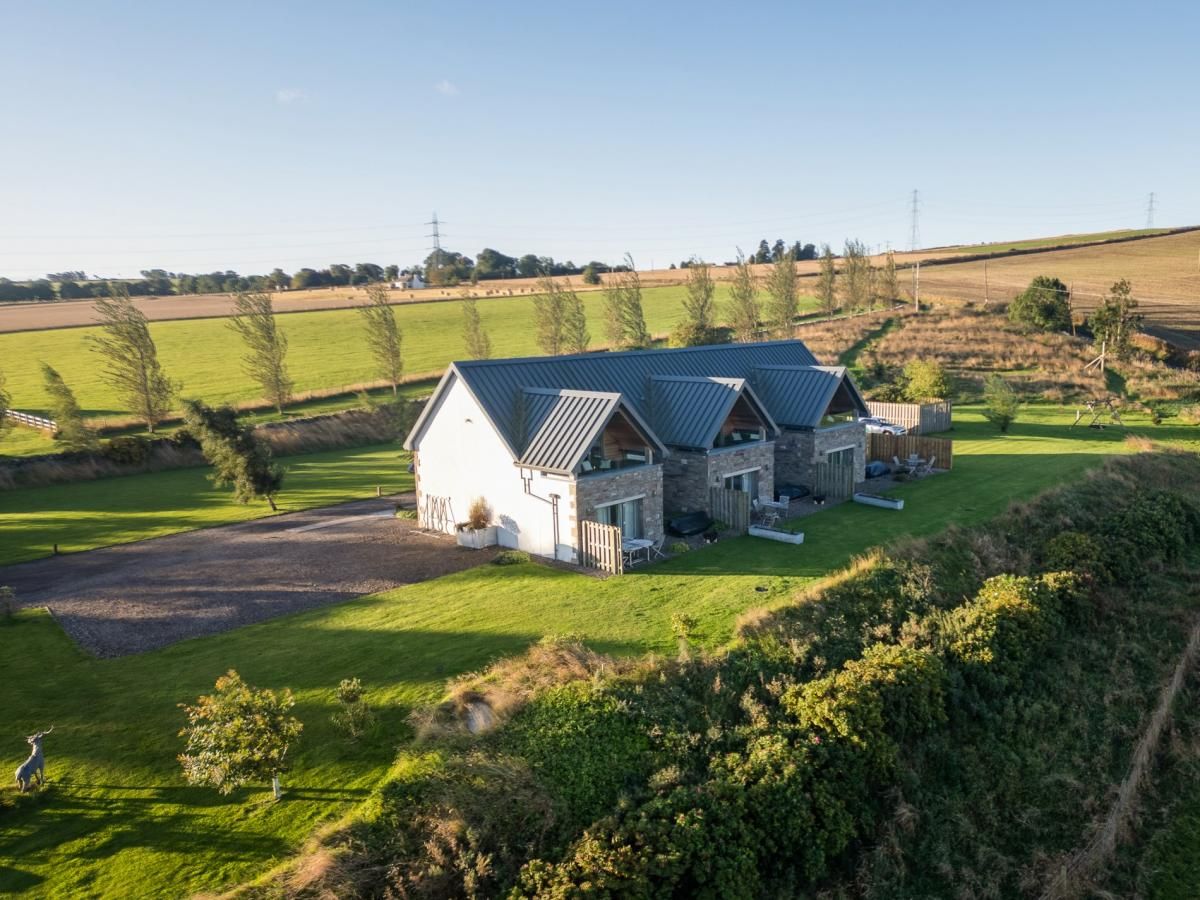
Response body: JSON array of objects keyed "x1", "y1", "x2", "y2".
[
  {"x1": 413, "y1": 340, "x2": 819, "y2": 453},
  {"x1": 517, "y1": 389, "x2": 622, "y2": 474},
  {"x1": 748, "y1": 365, "x2": 869, "y2": 428},
  {"x1": 647, "y1": 376, "x2": 777, "y2": 450}
]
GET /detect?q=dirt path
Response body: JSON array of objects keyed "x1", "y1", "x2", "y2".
[{"x1": 0, "y1": 495, "x2": 494, "y2": 657}]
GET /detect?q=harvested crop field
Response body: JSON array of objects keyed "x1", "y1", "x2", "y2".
[{"x1": 912, "y1": 230, "x2": 1200, "y2": 340}]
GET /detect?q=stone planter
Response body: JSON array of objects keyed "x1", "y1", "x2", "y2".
[
  {"x1": 456, "y1": 525, "x2": 498, "y2": 549},
  {"x1": 853, "y1": 492, "x2": 904, "y2": 511},
  {"x1": 749, "y1": 525, "x2": 805, "y2": 545}
]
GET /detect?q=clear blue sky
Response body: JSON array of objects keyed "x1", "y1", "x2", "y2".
[{"x1": 2, "y1": 1, "x2": 1197, "y2": 279}]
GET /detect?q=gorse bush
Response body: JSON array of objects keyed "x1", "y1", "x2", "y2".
[
  {"x1": 499, "y1": 682, "x2": 653, "y2": 836},
  {"x1": 331, "y1": 677, "x2": 375, "y2": 741},
  {"x1": 276, "y1": 452, "x2": 1200, "y2": 899},
  {"x1": 939, "y1": 574, "x2": 1066, "y2": 695}
]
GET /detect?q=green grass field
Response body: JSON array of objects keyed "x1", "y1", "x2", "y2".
[
  {"x1": 2, "y1": 404, "x2": 1195, "y2": 897},
  {"x1": 0, "y1": 444, "x2": 413, "y2": 566},
  {"x1": 0, "y1": 286, "x2": 819, "y2": 429},
  {"x1": 944, "y1": 227, "x2": 1174, "y2": 255}
]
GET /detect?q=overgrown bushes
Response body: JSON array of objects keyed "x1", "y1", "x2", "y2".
[{"x1": 265, "y1": 452, "x2": 1200, "y2": 899}]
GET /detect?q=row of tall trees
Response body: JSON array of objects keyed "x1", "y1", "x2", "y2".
[
  {"x1": 751, "y1": 238, "x2": 818, "y2": 264},
  {"x1": 463, "y1": 242, "x2": 907, "y2": 361},
  {"x1": 1, "y1": 283, "x2": 411, "y2": 503}
]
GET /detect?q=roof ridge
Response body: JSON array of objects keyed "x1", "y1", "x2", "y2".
[
  {"x1": 522, "y1": 386, "x2": 623, "y2": 399},
  {"x1": 453, "y1": 338, "x2": 814, "y2": 369}
]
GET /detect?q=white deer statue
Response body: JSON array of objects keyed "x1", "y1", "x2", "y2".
[{"x1": 15, "y1": 726, "x2": 53, "y2": 792}]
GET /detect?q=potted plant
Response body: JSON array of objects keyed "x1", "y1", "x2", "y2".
[{"x1": 456, "y1": 497, "x2": 498, "y2": 549}]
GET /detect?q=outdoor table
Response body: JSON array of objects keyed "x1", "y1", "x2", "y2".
[{"x1": 621, "y1": 538, "x2": 654, "y2": 565}]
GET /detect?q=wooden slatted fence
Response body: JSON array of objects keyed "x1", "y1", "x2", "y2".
[
  {"x1": 708, "y1": 487, "x2": 751, "y2": 534},
  {"x1": 865, "y1": 401, "x2": 952, "y2": 434},
  {"x1": 867, "y1": 433, "x2": 954, "y2": 470},
  {"x1": 580, "y1": 520, "x2": 624, "y2": 575},
  {"x1": 812, "y1": 457, "x2": 856, "y2": 500}
]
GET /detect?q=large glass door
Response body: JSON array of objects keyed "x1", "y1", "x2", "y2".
[
  {"x1": 596, "y1": 497, "x2": 644, "y2": 539},
  {"x1": 722, "y1": 469, "x2": 760, "y2": 498}
]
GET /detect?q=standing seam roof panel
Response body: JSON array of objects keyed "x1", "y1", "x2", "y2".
[{"x1": 456, "y1": 340, "x2": 821, "y2": 453}]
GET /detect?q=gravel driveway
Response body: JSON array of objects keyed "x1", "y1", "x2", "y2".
[{"x1": 1, "y1": 495, "x2": 494, "y2": 657}]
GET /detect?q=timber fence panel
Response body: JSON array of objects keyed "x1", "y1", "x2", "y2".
[
  {"x1": 867, "y1": 433, "x2": 954, "y2": 470},
  {"x1": 812, "y1": 458, "x2": 855, "y2": 499},
  {"x1": 865, "y1": 401, "x2": 952, "y2": 435},
  {"x1": 580, "y1": 520, "x2": 624, "y2": 575},
  {"x1": 708, "y1": 487, "x2": 751, "y2": 533}
]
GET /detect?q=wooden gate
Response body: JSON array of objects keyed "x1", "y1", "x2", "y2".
[
  {"x1": 580, "y1": 520, "x2": 624, "y2": 575},
  {"x1": 708, "y1": 487, "x2": 751, "y2": 534},
  {"x1": 812, "y1": 457, "x2": 855, "y2": 500}
]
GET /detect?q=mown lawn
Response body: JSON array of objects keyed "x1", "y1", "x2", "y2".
[
  {"x1": 0, "y1": 444, "x2": 413, "y2": 566},
  {"x1": 0, "y1": 287, "x2": 819, "y2": 427},
  {"x1": 2, "y1": 403, "x2": 1190, "y2": 897}
]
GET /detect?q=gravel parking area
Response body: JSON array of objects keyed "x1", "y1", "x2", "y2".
[{"x1": 1, "y1": 494, "x2": 495, "y2": 657}]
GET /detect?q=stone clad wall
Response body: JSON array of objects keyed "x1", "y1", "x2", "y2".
[
  {"x1": 662, "y1": 450, "x2": 710, "y2": 514},
  {"x1": 662, "y1": 442, "x2": 775, "y2": 514},
  {"x1": 571, "y1": 464, "x2": 664, "y2": 555},
  {"x1": 773, "y1": 423, "x2": 867, "y2": 488},
  {"x1": 706, "y1": 442, "x2": 775, "y2": 503},
  {"x1": 774, "y1": 431, "x2": 815, "y2": 488},
  {"x1": 812, "y1": 422, "x2": 867, "y2": 483}
]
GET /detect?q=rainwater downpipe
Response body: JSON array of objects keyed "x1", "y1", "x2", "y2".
[{"x1": 520, "y1": 467, "x2": 562, "y2": 560}]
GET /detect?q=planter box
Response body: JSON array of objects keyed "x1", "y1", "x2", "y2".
[
  {"x1": 456, "y1": 525, "x2": 498, "y2": 549},
  {"x1": 749, "y1": 525, "x2": 805, "y2": 545},
  {"x1": 853, "y1": 492, "x2": 904, "y2": 511}
]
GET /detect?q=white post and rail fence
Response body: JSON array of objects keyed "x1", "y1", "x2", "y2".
[{"x1": 3, "y1": 410, "x2": 57, "y2": 433}]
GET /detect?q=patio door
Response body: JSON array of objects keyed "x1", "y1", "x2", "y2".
[
  {"x1": 722, "y1": 468, "x2": 760, "y2": 498},
  {"x1": 595, "y1": 497, "x2": 644, "y2": 539}
]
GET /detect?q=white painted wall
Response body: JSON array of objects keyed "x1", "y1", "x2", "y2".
[{"x1": 411, "y1": 374, "x2": 578, "y2": 560}]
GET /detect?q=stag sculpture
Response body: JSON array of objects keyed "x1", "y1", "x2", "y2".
[{"x1": 15, "y1": 726, "x2": 53, "y2": 792}]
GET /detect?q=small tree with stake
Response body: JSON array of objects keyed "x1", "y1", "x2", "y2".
[
  {"x1": 179, "y1": 670, "x2": 302, "y2": 800},
  {"x1": 183, "y1": 400, "x2": 284, "y2": 510},
  {"x1": 983, "y1": 374, "x2": 1020, "y2": 433}
]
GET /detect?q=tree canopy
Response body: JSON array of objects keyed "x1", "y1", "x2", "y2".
[
  {"x1": 178, "y1": 669, "x2": 302, "y2": 799},
  {"x1": 87, "y1": 284, "x2": 176, "y2": 432},
  {"x1": 183, "y1": 400, "x2": 284, "y2": 510},
  {"x1": 1008, "y1": 276, "x2": 1071, "y2": 332}
]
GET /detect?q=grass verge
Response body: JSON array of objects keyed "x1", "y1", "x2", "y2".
[{"x1": 0, "y1": 443, "x2": 413, "y2": 566}]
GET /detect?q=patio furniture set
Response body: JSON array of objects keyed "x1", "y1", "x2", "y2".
[
  {"x1": 621, "y1": 536, "x2": 666, "y2": 567},
  {"x1": 892, "y1": 453, "x2": 937, "y2": 477}
]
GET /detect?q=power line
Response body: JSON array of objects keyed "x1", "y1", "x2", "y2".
[
  {"x1": 426, "y1": 212, "x2": 444, "y2": 277},
  {"x1": 1145, "y1": 192, "x2": 1156, "y2": 229}
]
